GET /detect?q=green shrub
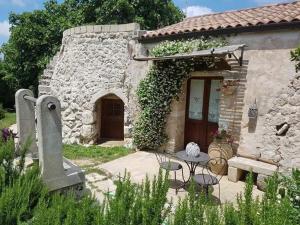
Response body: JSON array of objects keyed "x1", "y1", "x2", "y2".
[
  {"x1": 280, "y1": 169, "x2": 300, "y2": 224},
  {"x1": 0, "y1": 166, "x2": 46, "y2": 225},
  {"x1": 0, "y1": 104, "x2": 5, "y2": 120},
  {"x1": 0, "y1": 135, "x2": 45, "y2": 225},
  {"x1": 1, "y1": 131, "x2": 300, "y2": 225},
  {"x1": 172, "y1": 172, "x2": 298, "y2": 225}
]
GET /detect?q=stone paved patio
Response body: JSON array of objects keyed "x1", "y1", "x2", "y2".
[{"x1": 82, "y1": 151, "x2": 263, "y2": 204}]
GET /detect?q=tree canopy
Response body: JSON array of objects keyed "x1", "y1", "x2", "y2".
[{"x1": 0, "y1": 0, "x2": 184, "y2": 107}]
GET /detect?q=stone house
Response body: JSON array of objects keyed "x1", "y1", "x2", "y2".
[{"x1": 39, "y1": 1, "x2": 300, "y2": 172}]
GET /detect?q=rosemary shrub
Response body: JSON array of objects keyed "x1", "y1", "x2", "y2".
[{"x1": 133, "y1": 39, "x2": 226, "y2": 150}]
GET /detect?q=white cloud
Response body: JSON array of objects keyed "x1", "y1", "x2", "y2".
[
  {"x1": 0, "y1": 20, "x2": 10, "y2": 38},
  {"x1": 11, "y1": 0, "x2": 26, "y2": 7},
  {"x1": 0, "y1": 0, "x2": 26, "y2": 7},
  {"x1": 183, "y1": 6, "x2": 214, "y2": 17}
]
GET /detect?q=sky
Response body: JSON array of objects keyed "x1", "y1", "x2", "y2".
[{"x1": 0, "y1": 0, "x2": 294, "y2": 46}]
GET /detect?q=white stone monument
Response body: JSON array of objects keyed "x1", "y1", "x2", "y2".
[
  {"x1": 16, "y1": 89, "x2": 85, "y2": 194},
  {"x1": 15, "y1": 89, "x2": 38, "y2": 158}
]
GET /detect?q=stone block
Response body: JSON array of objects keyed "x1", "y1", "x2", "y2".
[
  {"x1": 228, "y1": 156, "x2": 278, "y2": 176},
  {"x1": 80, "y1": 26, "x2": 87, "y2": 33},
  {"x1": 257, "y1": 174, "x2": 269, "y2": 191},
  {"x1": 86, "y1": 173, "x2": 106, "y2": 183},
  {"x1": 228, "y1": 166, "x2": 243, "y2": 182},
  {"x1": 110, "y1": 24, "x2": 121, "y2": 32},
  {"x1": 124, "y1": 125, "x2": 132, "y2": 138},
  {"x1": 86, "y1": 25, "x2": 94, "y2": 33},
  {"x1": 82, "y1": 110, "x2": 95, "y2": 125},
  {"x1": 74, "y1": 27, "x2": 81, "y2": 34},
  {"x1": 289, "y1": 95, "x2": 300, "y2": 106},
  {"x1": 94, "y1": 179, "x2": 116, "y2": 192},
  {"x1": 81, "y1": 125, "x2": 95, "y2": 138},
  {"x1": 94, "y1": 25, "x2": 102, "y2": 33},
  {"x1": 101, "y1": 25, "x2": 111, "y2": 32}
]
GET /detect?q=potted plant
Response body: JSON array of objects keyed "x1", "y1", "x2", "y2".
[{"x1": 208, "y1": 129, "x2": 234, "y2": 175}]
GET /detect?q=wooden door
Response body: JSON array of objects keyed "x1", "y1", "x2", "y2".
[
  {"x1": 184, "y1": 77, "x2": 222, "y2": 152},
  {"x1": 101, "y1": 99, "x2": 124, "y2": 140}
]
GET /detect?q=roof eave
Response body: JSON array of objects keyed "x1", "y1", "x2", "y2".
[{"x1": 139, "y1": 21, "x2": 300, "y2": 43}]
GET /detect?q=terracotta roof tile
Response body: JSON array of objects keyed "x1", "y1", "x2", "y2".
[{"x1": 143, "y1": 1, "x2": 300, "y2": 39}]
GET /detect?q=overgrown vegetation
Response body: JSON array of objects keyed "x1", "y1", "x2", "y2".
[
  {"x1": 1, "y1": 129, "x2": 299, "y2": 225},
  {"x1": 0, "y1": 0, "x2": 184, "y2": 108},
  {"x1": 291, "y1": 46, "x2": 300, "y2": 72},
  {"x1": 133, "y1": 39, "x2": 226, "y2": 150},
  {"x1": 63, "y1": 144, "x2": 133, "y2": 162},
  {"x1": 0, "y1": 112, "x2": 16, "y2": 130}
]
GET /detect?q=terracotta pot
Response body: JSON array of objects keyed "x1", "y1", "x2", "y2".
[{"x1": 208, "y1": 139, "x2": 233, "y2": 175}]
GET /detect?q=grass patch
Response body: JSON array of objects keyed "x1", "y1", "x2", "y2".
[
  {"x1": 0, "y1": 112, "x2": 16, "y2": 130},
  {"x1": 63, "y1": 144, "x2": 134, "y2": 163}
]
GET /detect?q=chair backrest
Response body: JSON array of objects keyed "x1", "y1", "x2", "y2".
[
  {"x1": 155, "y1": 150, "x2": 169, "y2": 164},
  {"x1": 202, "y1": 157, "x2": 228, "y2": 183}
]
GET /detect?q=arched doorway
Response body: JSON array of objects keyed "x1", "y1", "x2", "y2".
[{"x1": 95, "y1": 94, "x2": 124, "y2": 143}]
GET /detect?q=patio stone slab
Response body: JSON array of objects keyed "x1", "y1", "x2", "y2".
[
  {"x1": 94, "y1": 151, "x2": 263, "y2": 204},
  {"x1": 86, "y1": 173, "x2": 107, "y2": 183},
  {"x1": 93, "y1": 179, "x2": 116, "y2": 193}
]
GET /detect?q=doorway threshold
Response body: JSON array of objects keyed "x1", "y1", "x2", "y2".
[{"x1": 98, "y1": 139, "x2": 125, "y2": 147}]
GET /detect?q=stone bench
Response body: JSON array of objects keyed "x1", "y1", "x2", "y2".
[{"x1": 228, "y1": 156, "x2": 278, "y2": 182}]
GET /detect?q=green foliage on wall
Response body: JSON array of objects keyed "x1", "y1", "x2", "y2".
[
  {"x1": 133, "y1": 39, "x2": 226, "y2": 150},
  {"x1": 291, "y1": 46, "x2": 300, "y2": 72}
]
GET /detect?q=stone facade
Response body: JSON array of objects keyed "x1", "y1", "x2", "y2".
[
  {"x1": 40, "y1": 23, "x2": 300, "y2": 172},
  {"x1": 39, "y1": 23, "x2": 148, "y2": 145},
  {"x1": 145, "y1": 29, "x2": 300, "y2": 171},
  {"x1": 259, "y1": 75, "x2": 300, "y2": 172}
]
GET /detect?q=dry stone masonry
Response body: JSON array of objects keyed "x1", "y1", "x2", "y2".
[
  {"x1": 39, "y1": 22, "x2": 300, "y2": 174},
  {"x1": 261, "y1": 75, "x2": 300, "y2": 172},
  {"x1": 39, "y1": 23, "x2": 148, "y2": 145}
]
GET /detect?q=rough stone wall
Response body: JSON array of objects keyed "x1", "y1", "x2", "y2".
[
  {"x1": 259, "y1": 75, "x2": 300, "y2": 171},
  {"x1": 231, "y1": 30, "x2": 300, "y2": 171},
  {"x1": 39, "y1": 23, "x2": 148, "y2": 144},
  {"x1": 39, "y1": 25, "x2": 300, "y2": 171}
]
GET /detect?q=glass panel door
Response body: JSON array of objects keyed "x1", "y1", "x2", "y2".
[
  {"x1": 188, "y1": 79, "x2": 204, "y2": 120},
  {"x1": 208, "y1": 80, "x2": 221, "y2": 123}
]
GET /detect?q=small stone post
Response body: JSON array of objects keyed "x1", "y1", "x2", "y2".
[
  {"x1": 15, "y1": 89, "x2": 38, "y2": 158},
  {"x1": 36, "y1": 95, "x2": 83, "y2": 191},
  {"x1": 36, "y1": 95, "x2": 65, "y2": 181}
]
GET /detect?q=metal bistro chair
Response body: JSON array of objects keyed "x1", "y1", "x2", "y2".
[
  {"x1": 155, "y1": 151, "x2": 185, "y2": 194},
  {"x1": 193, "y1": 157, "x2": 227, "y2": 200}
]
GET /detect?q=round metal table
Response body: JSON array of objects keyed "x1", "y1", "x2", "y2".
[{"x1": 176, "y1": 150, "x2": 210, "y2": 183}]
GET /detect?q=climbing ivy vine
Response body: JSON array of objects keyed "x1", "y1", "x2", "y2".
[
  {"x1": 133, "y1": 38, "x2": 227, "y2": 150},
  {"x1": 291, "y1": 46, "x2": 300, "y2": 72}
]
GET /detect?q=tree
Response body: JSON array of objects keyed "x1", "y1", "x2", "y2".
[
  {"x1": 95, "y1": 0, "x2": 184, "y2": 30},
  {"x1": 0, "y1": 0, "x2": 184, "y2": 107}
]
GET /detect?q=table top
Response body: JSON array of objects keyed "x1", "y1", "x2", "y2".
[{"x1": 176, "y1": 150, "x2": 210, "y2": 163}]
